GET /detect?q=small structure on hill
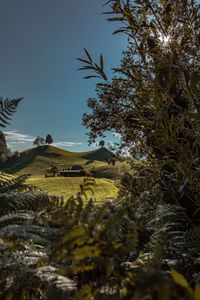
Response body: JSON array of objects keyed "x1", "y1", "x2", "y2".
[
  {"x1": 59, "y1": 165, "x2": 86, "y2": 177},
  {"x1": 45, "y1": 165, "x2": 86, "y2": 178}
]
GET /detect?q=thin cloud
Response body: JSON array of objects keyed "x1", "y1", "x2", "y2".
[
  {"x1": 4, "y1": 130, "x2": 83, "y2": 150},
  {"x1": 4, "y1": 130, "x2": 35, "y2": 145},
  {"x1": 54, "y1": 142, "x2": 83, "y2": 147}
]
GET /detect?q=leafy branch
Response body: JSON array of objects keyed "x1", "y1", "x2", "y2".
[{"x1": 77, "y1": 48, "x2": 108, "y2": 81}]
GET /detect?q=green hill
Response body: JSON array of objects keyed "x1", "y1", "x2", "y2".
[
  {"x1": 81, "y1": 147, "x2": 114, "y2": 162},
  {"x1": 1, "y1": 145, "x2": 131, "y2": 201},
  {"x1": 2, "y1": 145, "x2": 125, "y2": 179}
]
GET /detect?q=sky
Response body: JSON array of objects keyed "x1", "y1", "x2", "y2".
[{"x1": 0, "y1": 0, "x2": 126, "y2": 152}]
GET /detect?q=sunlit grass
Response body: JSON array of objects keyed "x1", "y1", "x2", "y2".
[{"x1": 27, "y1": 176, "x2": 118, "y2": 202}]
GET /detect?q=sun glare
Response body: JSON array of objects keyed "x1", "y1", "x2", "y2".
[{"x1": 158, "y1": 33, "x2": 171, "y2": 47}]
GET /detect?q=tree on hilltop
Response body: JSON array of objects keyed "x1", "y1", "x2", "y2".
[
  {"x1": 46, "y1": 134, "x2": 53, "y2": 145},
  {"x1": 99, "y1": 140, "x2": 105, "y2": 148},
  {"x1": 33, "y1": 136, "x2": 45, "y2": 147}
]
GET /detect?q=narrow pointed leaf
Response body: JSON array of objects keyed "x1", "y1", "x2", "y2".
[
  {"x1": 100, "y1": 54, "x2": 104, "y2": 71},
  {"x1": 77, "y1": 58, "x2": 91, "y2": 64},
  {"x1": 84, "y1": 48, "x2": 93, "y2": 63}
]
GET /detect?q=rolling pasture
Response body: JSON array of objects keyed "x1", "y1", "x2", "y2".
[
  {"x1": 27, "y1": 176, "x2": 118, "y2": 202},
  {"x1": 2, "y1": 145, "x2": 129, "y2": 201}
]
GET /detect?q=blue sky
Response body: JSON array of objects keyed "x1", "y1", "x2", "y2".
[{"x1": 0, "y1": 0, "x2": 126, "y2": 152}]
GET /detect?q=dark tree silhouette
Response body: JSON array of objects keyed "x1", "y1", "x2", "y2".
[
  {"x1": 33, "y1": 136, "x2": 45, "y2": 147},
  {"x1": 99, "y1": 140, "x2": 105, "y2": 148},
  {"x1": 46, "y1": 134, "x2": 53, "y2": 145}
]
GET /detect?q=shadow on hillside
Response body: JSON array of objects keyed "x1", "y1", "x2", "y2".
[
  {"x1": 89, "y1": 163, "x2": 123, "y2": 180},
  {"x1": 81, "y1": 147, "x2": 114, "y2": 162},
  {"x1": 2, "y1": 146, "x2": 63, "y2": 174}
]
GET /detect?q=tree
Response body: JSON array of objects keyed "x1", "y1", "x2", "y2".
[
  {"x1": 0, "y1": 131, "x2": 9, "y2": 162},
  {"x1": 40, "y1": 137, "x2": 46, "y2": 145},
  {"x1": 33, "y1": 136, "x2": 45, "y2": 147},
  {"x1": 33, "y1": 136, "x2": 40, "y2": 147},
  {"x1": 79, "y1": 0, "x2": 200, "y2": 224},
  {"x1": 46, "y1": 134, "x2": 53, "y2": 145},
  {"x1": 99, "y1": 140, "x2": 105, "y2": 148}
]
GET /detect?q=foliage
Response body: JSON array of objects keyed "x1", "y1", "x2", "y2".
[
  {"x1": 0, "y1": 97, "x2": 22, "y2": 128},
  {"x1": 33, "y1": 136, "x2": 46, "y2": 147},
  {"x1": 33, "y1": 135, "x2": 53, "y2": 147},
  {"x1": 79, "y1": 0, "x2": 200, "y2": 223},
  {"x1": 0, "y1": 131, "x2": 9, "y2": 163},
  {"x1": 75, "y1": 0, "x2": 200, "y2": 298},
  {"x1": 99, "y1": 140, "x2": 105, "y2": 148},
  {"x1": 0, "y1": 95, "x2": 76, "y2": 297},
  {"x1": 1, "y1": 168, "x2": 200, "y2": 299},
  {"x1": 0, "y1": 97, "x2": 21, "y2": 163},
  {"x1": 78, "y1": 48, "x2": 107, "y2": 81},
  {"x1": 46, "y1": 134, "x2": 53, "y2": 145}
]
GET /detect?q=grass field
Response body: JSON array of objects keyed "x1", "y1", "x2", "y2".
[
  {"x1": 1, "y1": 145, "x2": 130, "y2": 202},
  {"x1": 27, "y1": 176, "x2": 118, "y2": 202}
]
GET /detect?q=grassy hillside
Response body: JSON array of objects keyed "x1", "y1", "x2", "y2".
[
  {"x1": 1, "y1": 145, "x2": 129, "y2": 201},
  {"x1": 3, "y1": 145, "x2": 128, "y2": 179},
  {"x1": 27, "y1": 176, "x2": 118, "y2": 202}
]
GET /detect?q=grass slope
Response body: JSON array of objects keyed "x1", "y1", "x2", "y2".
[
  {"x1": 27, "y1": 176, "x2": 118, "y2": 202},
  {"x1": 2, "y1": 145, "x2": 130, "y2": 201},
  {"x1": 3, "y1": 145, "x2": 128, "y2": 179}
]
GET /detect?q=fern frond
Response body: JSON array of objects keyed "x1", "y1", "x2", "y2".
[
  {"x1": 0, "y1": 191, "x2": 51, "y2": 215},
  {"x1": 0, "y1": 212, "x2": 35, "y2": 226},
  {"x1": 0, "y1": 224, "x2": 58, "y2": 246},
  {"x1": 0, "y1": 97, "x2": 23, "y2": 127},
  {"x1": 0, "y1": 257, "x2": 76, "y2": 299},
  {"x1": 0, "y1": 173, "x2": 30, "y2": 194},
  {"x1": 182, "y1": 225, "x2": 200, "y2": 255},
  {"x1": 34, "y1": 266, "x2": 76, "y2": 293}
]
